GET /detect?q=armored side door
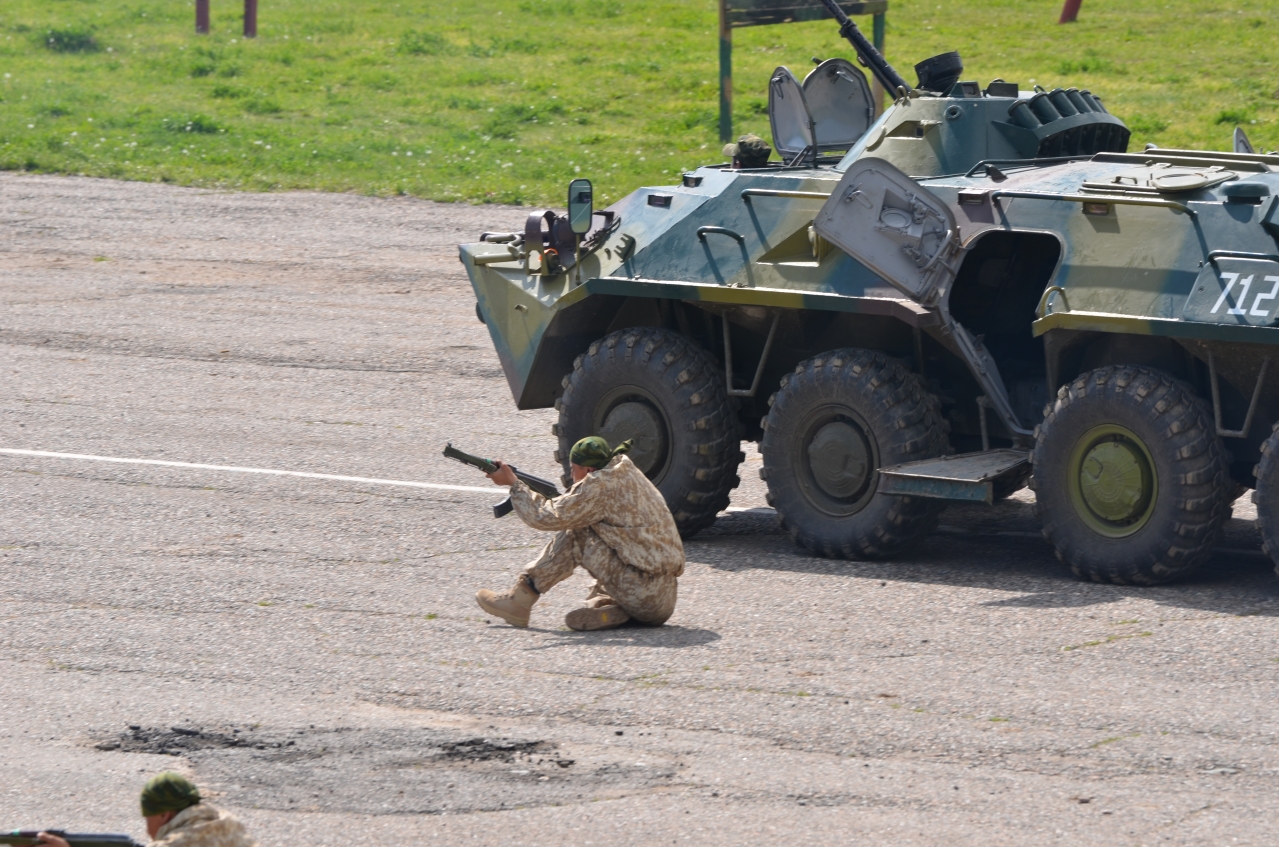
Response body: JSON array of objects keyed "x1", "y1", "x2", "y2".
[{"x1": 814, "y1": 158, "x2": 962, "y2": 306}]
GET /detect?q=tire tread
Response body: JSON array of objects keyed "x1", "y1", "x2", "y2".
[
  {"x1": 554, "y1": 327, "x2": 741, "y2": 537},
  {"x1": 760, "y1": 348, "x2": 950, "y2": 560},
  {"x1": 1030, "y1": 365, "x2": 1228, "y2": 585}
]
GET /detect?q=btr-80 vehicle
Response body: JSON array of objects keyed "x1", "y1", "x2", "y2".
[{"x1": 460, "y1": 0, "x2": 1279, "y2": 585}]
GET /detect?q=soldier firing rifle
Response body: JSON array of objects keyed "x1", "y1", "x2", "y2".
[{"x1": 448, "y1": 437, "x2": 686, "y2": 631}]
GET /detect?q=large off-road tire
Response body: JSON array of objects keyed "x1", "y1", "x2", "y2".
[
  {"x1": 553, "y1": 327, "x2": 741, "y2": 538},
  {"x1": 1031, "y1": 365, "x2": 1229, "y2": 585},
  {"x1": 1251, "y1": 424, "x2": 1279, "y2": 573},
  {"x1": 759, "y1": 349, "x2": 950, "y2": 559}
]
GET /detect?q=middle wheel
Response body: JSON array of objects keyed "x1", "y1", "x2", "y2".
[{"x1": 760, "y1": 348, "x2": 951, "y2": 559}]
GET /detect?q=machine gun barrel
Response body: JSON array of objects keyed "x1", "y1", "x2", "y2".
[
  {"x1": 3, "y1": 832, "x2": 142, "y2": 847},
  {"x1": 442, "y1": 443, "x2": 562, "y2": 518},
  {"x1": 817, "y1": 0, "x2": 911, "y2": 96}
]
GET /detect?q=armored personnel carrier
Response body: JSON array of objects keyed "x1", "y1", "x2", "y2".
[{"x1": 459, "y1": 1, "x2": 1279, "y2": 584}]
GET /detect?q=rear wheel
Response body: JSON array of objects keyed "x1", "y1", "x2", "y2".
[
  {"x1": 759, "y1": 349, "x2": 950, "y2": 559},
  {"x1": 553, "y1": 327, "x2": 741, "y2": 537},
  {"x1": 1031, "y1": 365, "x2": 1229, "y2": 585},
  {"x1": 1251, "y1": 424, "x2": 1279, "y2": 573}
]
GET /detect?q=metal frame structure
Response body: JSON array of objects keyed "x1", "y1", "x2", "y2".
[{"x1": 718, "y1": 0, "x2": 888, "y2": 142}]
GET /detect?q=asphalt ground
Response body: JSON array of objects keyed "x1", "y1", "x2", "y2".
[{"x1": 2, "y1": 173, "x2": 1278, "y2": 846}]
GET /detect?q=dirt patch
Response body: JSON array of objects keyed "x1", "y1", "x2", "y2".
[
  {"x1": 436, "y1": 737, "x2": 557, "y2": 763},
  {"x1": 95, "y1": 725, "x2": 266, "y2": 754},
  {"x1": 87, "y1": 725, "x2": 671, "y2": 815}
]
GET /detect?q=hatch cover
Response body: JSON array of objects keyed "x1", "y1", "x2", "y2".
[
  {"x1": 802, "y1": 58, "x2": 874, "y2": 153},
  {"x1": 1082, "y1": 163, "x2": 1237, "y2": 196},
  {"x1": 814, "y1": 158, "x2": 961, "y2": 304}
]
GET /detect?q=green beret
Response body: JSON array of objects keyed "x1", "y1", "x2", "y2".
[
  {"x1": 140, "y1": 772, "x2": 201, "y2": 817},
  {"x1": 569, "y1": 436, "x2": 632, "y2": 469}
]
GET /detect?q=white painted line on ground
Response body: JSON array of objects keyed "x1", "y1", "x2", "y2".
[
  {"x1": 0, "y1": 448, "x2": 494, "y2": 494},
  {"x1": 4, "y1": 451, "x2": 1267, "y2": 559}
]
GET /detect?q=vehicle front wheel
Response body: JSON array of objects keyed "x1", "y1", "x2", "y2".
[
  {"x1": 759, "y1": 348, "x2": 950, "y2": 559},
  {"x1": 1031, "y1": 365, "x2": 1229, "y2": 585},
  {"x1": 553, "y1": 327, "x2": 742, "y2": 538}
]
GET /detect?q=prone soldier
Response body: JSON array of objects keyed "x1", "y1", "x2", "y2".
[
  {"x1": 476, "y1": 436, "x2": 685, "y2": 631},
  {"x1": 25, "y1": 773, "x2": 255, "y2": 847}
]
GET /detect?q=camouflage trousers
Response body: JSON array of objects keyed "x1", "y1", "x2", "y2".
[{"x1": 524, "y1": 528, "x2": 678, "y2": 625}]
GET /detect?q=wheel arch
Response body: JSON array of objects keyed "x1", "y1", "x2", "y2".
[
  {"x1": 1045, "y1": 330, "x2": 1193, "y2": 394},
  {"x1": 523, "y1": 280, "x2": 937, "y2": 418}
]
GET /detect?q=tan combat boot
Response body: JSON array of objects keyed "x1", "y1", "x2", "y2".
[
  {"x1": 476, "y1": 575, "x2": 539, "y2": 627},
  {"x1": 565, "y1": 600, "x2": 630, "y2": 631}
]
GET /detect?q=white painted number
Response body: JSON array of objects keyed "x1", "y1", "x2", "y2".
[
  {"x1": 1228, "y1": 274, "x2": 1254, "y2": 315},
  {"x1": 1210, "y1": 272, "x2": 1239, "y2": 314},
  {"x1": 1210, "y1": 271, "x2": 1278, "y2": 318},
  {"x1": 1250, "y1": 275, "x2": 1279, "y2": 317}
]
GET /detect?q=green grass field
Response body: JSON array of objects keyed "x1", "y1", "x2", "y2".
[{"x1": 0, "y1": 0, "x2": 1275, "y2": 206}]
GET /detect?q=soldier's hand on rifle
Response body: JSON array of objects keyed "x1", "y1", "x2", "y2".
[
  {"x1": 33, "y1": 834, "x2": 70, "y2": 847},
  {"x1": 486, "y1": 460, "x2": 518, "y2": 487}
]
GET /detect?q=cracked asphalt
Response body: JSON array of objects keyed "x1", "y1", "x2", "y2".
[{"x1": 2, "y1": 173, "x2": 1278, "y2": 846}]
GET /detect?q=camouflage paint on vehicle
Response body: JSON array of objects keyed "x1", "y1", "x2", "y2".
[
  {"x1": 461, "y1": 82, "x2": 1131, "y2": 410},
  {"x1": 459, "y1": 9, "x2": 1279, "y2": 581}
]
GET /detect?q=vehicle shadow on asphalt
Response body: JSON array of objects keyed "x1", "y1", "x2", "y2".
[{"x1": 691, "y1": 504, "x2": 1279, "y2": 618}]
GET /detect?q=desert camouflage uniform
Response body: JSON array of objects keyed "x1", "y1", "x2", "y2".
[
  {"x1": 149, "y1": 804, "x2": 256, "y2": 847},
  {"x1": 510, "y1": 454, "x2": 684, "y2": 624}
]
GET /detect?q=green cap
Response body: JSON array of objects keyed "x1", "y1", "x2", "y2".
[
  {"x1": 569, "y1": 436, "x2": 632, "y2": 469},
  {"x1": 140, "y1": 772, "x2": 201, "y2": 817},
  {"x1": 722, "y1": 133, "x2": 772, "y2": 168}
]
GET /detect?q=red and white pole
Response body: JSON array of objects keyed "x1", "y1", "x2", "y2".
[{"x1": 1059, "y1": 0, "x2": 1083, "y2": 23}]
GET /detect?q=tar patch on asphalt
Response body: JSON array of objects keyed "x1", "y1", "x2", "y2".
[{"x1": 87, "y1": 725, "x2": 671, "y2": 814}]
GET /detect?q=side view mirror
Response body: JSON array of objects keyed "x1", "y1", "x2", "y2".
[{"x1": 567, "y1": 178, "x2": 593, "y2": 235}]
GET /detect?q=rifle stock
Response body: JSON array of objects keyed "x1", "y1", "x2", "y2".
[{"x1": 443, "y1": 443, "x2": 561, "y2": 517}]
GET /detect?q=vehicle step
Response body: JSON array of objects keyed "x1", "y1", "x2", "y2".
[{"x1": 879, "y1": 449, "x2": 1031, "y2": 504}]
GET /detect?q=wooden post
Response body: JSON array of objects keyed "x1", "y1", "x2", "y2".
[
  {"x1": 244, "y1": 0, "x2": 258, "y2": 37},
  {"x1": 718, "y1": 0, "x2": 733, "y2": 143},
  {"x1": 195, "y1": 0, "x2": 210, "y2": 34},
  {"x1": 1059, "y1": 0, "x2": 1082, "y2": 23}
]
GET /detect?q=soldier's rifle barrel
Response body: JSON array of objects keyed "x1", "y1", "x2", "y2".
[
  {"x1": 442, "y1": 444, "x2": 562, "y2": 511},
  {"x1": 816, "y1": 0, "x2": 911, "y2": 96},
  {"x1": 3, "y1": 833, "x2": 142, "y2": 847}
]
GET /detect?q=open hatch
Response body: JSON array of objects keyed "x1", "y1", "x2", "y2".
[
  {"x1": 804, "y1": 59, "x2": 875, "y2": 153},
  {"x1": 769, "y1": 59, "x2": 875, "y2": 166},
  {"x1": 813, "y1": 158, "x2": 961, "y2": 305}
]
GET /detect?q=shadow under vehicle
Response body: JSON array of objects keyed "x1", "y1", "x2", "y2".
[{"x1": 459, "y1": 0, "x2": 1279, "y2": 585}]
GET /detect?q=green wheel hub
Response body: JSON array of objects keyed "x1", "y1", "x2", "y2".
[
  {"x1": 1068, "y1": 424, "x2": 1158, "y2": 537},
  {"x1": 808, "y1": 421, "x2": 872, "y2": 499},
  {"x1": 592, "y1": 385, "x2": 672, "y2": 482},
  {"x1": 796, "y1": 404, "x2": 879, "y2": 516}
]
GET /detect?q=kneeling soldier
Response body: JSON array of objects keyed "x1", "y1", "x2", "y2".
[{"x1": 476, "y1": 436, "x2": 684, "y2": 631}]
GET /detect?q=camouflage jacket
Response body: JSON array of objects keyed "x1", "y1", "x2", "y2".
[
  {"x1": 149, "y1": 804, "x2": 256, "y2": 847},
  {"x1": 510, "y1": 455, "x2": 684, "y2": 577}
]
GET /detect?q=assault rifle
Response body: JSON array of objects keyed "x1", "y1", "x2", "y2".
[
  {"x1": 443, "y1": 443, "x2": 562, "y2": 518},
  {"x1": 2, "y1": 833, "x2": 142, "y2": 847}
]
